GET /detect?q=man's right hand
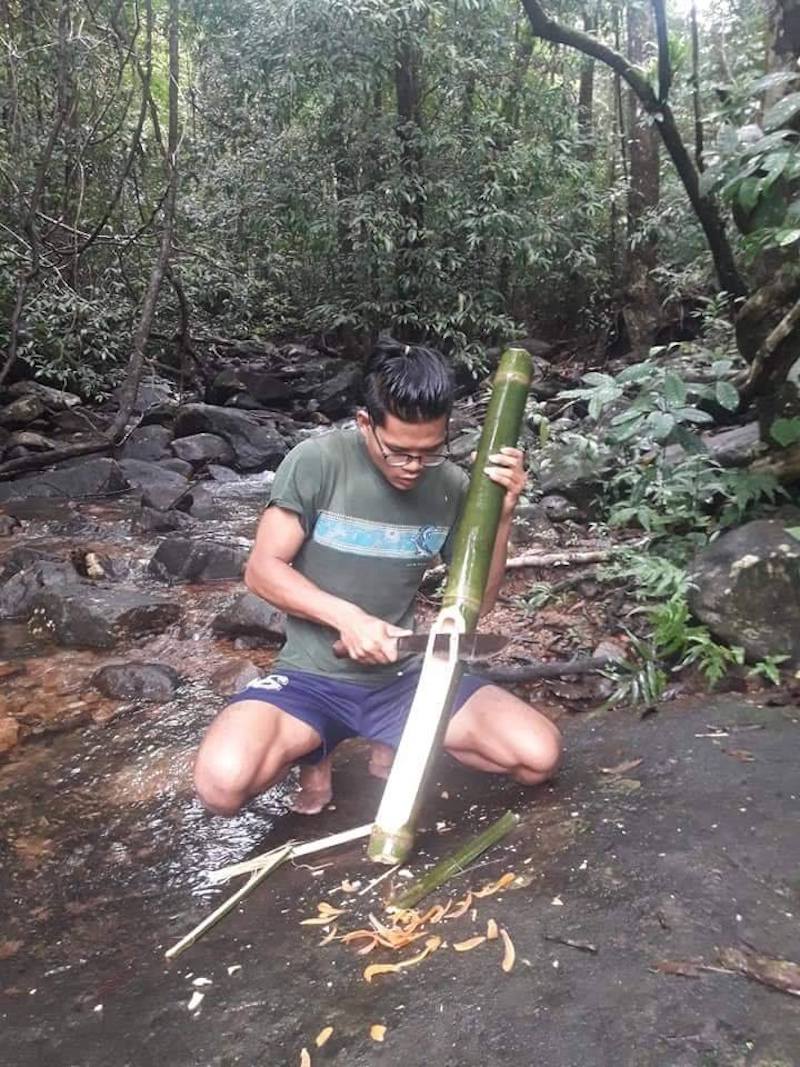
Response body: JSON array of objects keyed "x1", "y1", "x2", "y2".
[{"x1": 335, "y1": 611, "x2": 412, "y2": 664}]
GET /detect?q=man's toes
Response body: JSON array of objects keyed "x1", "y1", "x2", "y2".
[{"x1": 287, "y1": 788, "x2": 332, "y2": 815}]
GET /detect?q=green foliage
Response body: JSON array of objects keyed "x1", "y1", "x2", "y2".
[
  {"x1": 770, "y1": 417, "x2": 800, "y2": 447},
  {"x1": 748, "y1": 654, "x2": 789, "y2": 686}
]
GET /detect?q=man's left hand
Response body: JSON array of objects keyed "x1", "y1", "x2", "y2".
[{"x1": 484, "y1": 446, "x2": 527, "y2": 517}]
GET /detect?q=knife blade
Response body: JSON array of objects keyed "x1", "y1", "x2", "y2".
[{"x1": 396, "y1": 632, "x2": 509, "y2": 661}]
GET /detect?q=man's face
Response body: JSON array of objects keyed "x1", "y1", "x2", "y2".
[{"x1": 356, "y1": 410, "x2": 449, "y2": 491}]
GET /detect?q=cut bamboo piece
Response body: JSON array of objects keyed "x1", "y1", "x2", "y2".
[
  {"x1": 209, "y1": 823, "x2": 373, "y2": 884},
  {"x1": 165, "y1": 843, "x2": 293, "y2": 959},
  {"x1": 367, "y1": 347, "x2": 533, "y2": 865},
  {"x1": 390, "y1": 810, "x2": 520, "y2": 910},
  {"x1": 368, "y1": 611, "x2": 465, "y2": 864}
]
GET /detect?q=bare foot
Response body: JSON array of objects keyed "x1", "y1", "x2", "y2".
[
  {"x1": 288, "y1": 758, "x2": 333, "y2": 815},
  {"x1": 368, "y1": 741, "x2": 395, "y2": 780}
]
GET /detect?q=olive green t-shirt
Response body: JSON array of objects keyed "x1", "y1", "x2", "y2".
[{"x1": 267, "y1": 428, "x2": 469, "y2": 684}]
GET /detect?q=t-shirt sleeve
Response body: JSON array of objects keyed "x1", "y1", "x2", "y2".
[
  {"x1": 267, "y1": 438, "x2": 327, "y2": 534},
  {"x1": 439, "y1": 467, "x2": 470, "y2": 565}
]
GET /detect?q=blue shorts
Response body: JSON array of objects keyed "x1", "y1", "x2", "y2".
[{"x1": 227, "y1": 666, "x2": 491, "y2": 765}]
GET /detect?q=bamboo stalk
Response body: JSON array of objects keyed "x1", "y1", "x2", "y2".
[
  {"x1": 367, "y1": 348, "x2": 533, "y2": 866},
  {"x1": 390, "y1": 811, "x2": 520, "y2": 911},
  {"x1": 165, "y1": 843, "x2": 293, "y2": 960},
  {"x1": 442, "y1": 347, "x2": 534, "y2": 631},
  {"x1": 208, "y1": 823, "x2": 373, "y2": 884}
]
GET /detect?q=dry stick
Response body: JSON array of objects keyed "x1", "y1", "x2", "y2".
[
  {"x1": 208, "y1": 823, "x2": 373, "y2": 884},
  {"x1": 506, "y1": 549, "x2": 613, "y2": 569},
  {"x1": 484, "y1": 656, "x2": 613, "y2": 684},
  {"x1": 391, "y1": 810, "x2": 520, "y2": 911},
  {"x1": 165, "y1": 844, "x2": 293, "y2": 960}
]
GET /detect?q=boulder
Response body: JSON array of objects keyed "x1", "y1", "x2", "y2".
[
  {"x1": 113, "y1": 377, "x2": 176, "y2": 415},
  {"x1": 207, "y1": 368, "x2": 292, "y2": 408},
  {"x1": 29, "y1": 587, "x2": 181, "y2": 648},
  {"x1": 295, "y1": 362, "x2": 361, "y2": 419},
  {"x1": 0, "y1": 559, "x2": 82, "y2": 619},
  {"x1": 160, "y1": 457, "x2": 193, "y2": 478},
  {"x1": 7, "y1": 381, "x2": 81, "y2": 411},
  {"x1": 535, "y1": 439, "x2": 614, "y2": 501},
  {"x1": 0, "y1": 395, "x2": 46, "y2": 427},
  {"x1": 211, "y1": 592, "x2": 286, "y2": 643},
  {"x1": 118, "y1": 459, "x2": 190, "y2": 511},
  {"x1": 0, "y1": 513, "x2": 21, "y2": 536},
  {"x1": 5, "y1": 430, "x2": 57, "y2": 452},
  {"x1": 118, "y1": 425, "x2": 174, "y2": 462},
  {"x1": 206, "y1": 464, "x2": 240, "y2": 483},
  {"x1": 689, "y1": 520, "x2": 800, "y2": 665},
  {"x1": 539, "y1": 494, "x2": 581, "y2": 522},
  {"x1": 0, "y1": 458, "x2": 128, "y2": 503},
  {"x1": 170, "y1": 432, "x2": 234, "y2": 466},
  {"x1": 148, "y1": 536, "x2": 248, "y2": 582},
  {"x1": 211, "y1": 659, "x2": 260, "y2": 696},
  {"x1": 173, "y1": 403, "x2": 287, "y2": 471},
  {"x1": 178, "y1": 483, "x2": 219, "y2": 519},
  {"x1": 0, "y1": 716, "x2": 20, "y2": 755},
  {"x1": 92, "y1": 662, "x2": 181, "y2": 702}
]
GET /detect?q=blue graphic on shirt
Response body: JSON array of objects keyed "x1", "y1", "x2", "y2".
[{"x1": 313, "y1": 511, "x2": 448, "y2": 560}]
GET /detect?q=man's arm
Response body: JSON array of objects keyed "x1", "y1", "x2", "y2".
[
  {"x1": 478, "y1": 446, "x2": 526, "y2": 616},
  {"x1": 244, "y1": 506, "x2": 410, "y2": 664}
]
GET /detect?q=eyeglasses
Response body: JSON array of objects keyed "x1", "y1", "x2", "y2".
[{"x1": 370, "y1": 419, "x2": 449, "y2": 468}]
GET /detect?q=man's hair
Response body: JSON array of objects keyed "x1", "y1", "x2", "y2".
[{"x1": 362, "y1": 337, "x2": 453, "y2": 425}]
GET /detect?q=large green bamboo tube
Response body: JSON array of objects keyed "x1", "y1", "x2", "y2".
[
  {"x1": 367, "y1": 346, "x2": 533, "y2": 866},
  {"x1": 441, "y1": 346, "x2": 534, "y2": 631}
]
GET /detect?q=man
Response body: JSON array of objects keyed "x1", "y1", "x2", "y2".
[{"x1": 194, "y1": 339, "x2": 562, "y2": 816}]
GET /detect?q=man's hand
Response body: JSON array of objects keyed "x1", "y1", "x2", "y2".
[
  {"x1": 484, "y1": 446, "x2": 527, "y2": 517},
  {"x1": 336, "y1": 610, "x2": 412, "y2": 664}
]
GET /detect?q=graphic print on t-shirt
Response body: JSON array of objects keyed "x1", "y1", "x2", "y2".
[{"x1": 312, "y1": 510, "x2": 448, "y2": 560}]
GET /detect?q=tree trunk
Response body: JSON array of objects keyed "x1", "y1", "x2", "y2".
[
  {"x1": 577, "y1": 10, "x2": 596, "y2": 162},
  {"x1": 622, "y1": 0, "x2": 661, "y2": 352},
  {"x1": 394, "y1": 9, "x2": 425, "y2": 330}
]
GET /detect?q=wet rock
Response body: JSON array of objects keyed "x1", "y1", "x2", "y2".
[
  {"x1": 208, "y1": 368, "x2": 292, "y2": 408},
  {"x1": 0, "y1": 560, "x2": 83, "y2": 619},
  {"x1": 173, "y1": 403, "x2": 288, "y2": 471},
  {"x1": 149, "y1": 536, "x2": 248, "y2": 582},
  {"x1": 211, "y1": 592, "x2": 286, "y2": 643},
  {"x1": 113, "y1": 376, "x2": 176, "y2": 415},
  {"x1": 7, "y1": 381, "x2": 81, "y2": 411},
  {"x1": 170, "y1": 432, "x2": 234, "y2": 466},
  {"x1": 0, "y1": 716, "x2": 20, "y2": 754},
  {"x1": 689, "y1": 520, "x2": 800, "y2": 665},
  {"x1": 92, "y1": 662, "x2": 181, "y2": 702},
  {"x1": 161, "y1": 457, "x2": 193, "y2": 478},
  {"x1": 0, "y1": 457, "x2": 128, "y2": 503},
  {"x1": 130, "y1": 506, "x2": 194, "y2": 535},
  {"x1": 119, "y1": 459, "x2": 190, "y2": 511},
  {"x1": 510, "y1": 504, "x2": 558, "y2": 546},
  {"x1": 211, "y1": 659, "x2": 260, "y2": 696},
  {"x1": 178, "y1": 483, "x2": 218, "y2": 519},
  {"x1": 118, "y1": 425, "x2": 174, "y2": 462},
  {"x1": 0, "y1": 514, "x2": 21, "y2": 536},
  {"x1": 0, "y1": 395, "x2": 45, "y2": 427},
  {"x1": 29, "y1": 587, "x2": 181, "y2": 648},
  {"x1": 50, "y1": 406, "x2": 106, "y2": 434},
  {"x1": 206, "y1": 464, "x2": 240, "y2": 483}
]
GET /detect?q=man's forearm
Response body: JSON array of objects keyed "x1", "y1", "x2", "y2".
[
  {"x1": 245, "y1": 556, "x2": 363, "y2": 632},
  {"x1": 480, "y1": 513, "x2": 512, "y2": 615}
]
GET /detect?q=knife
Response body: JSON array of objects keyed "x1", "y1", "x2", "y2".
[{"x1": 332, "y1": 632, "x2": 509, "y2": 662}]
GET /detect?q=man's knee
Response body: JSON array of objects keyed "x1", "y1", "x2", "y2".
[
  {"x1": 516, "y1": 722, "x2": 563, "y2": 784},
  {"x1": 194, "y1": 742, "x2": 254, "y2": 816}
]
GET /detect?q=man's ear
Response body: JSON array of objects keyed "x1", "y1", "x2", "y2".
[{"x1": 355, "y1": 409, "x2": 370, "y2": 437}]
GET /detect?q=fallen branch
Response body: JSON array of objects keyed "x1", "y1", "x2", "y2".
[
  {"x1": 165, "y1": 843, "x2": 293, "y2": 960},
  {"x1": 484, "y1": 657, "x2": 612, "y2": 683},
  {"x1": 391, "y1": 810, "x2": 519, "y2": 911},
  {"x1": 718, "y1": 946, "x2": 800, "y2": 997},
  {"x1": 506, "y1": 549, "x2": 613, "y2": 569}
]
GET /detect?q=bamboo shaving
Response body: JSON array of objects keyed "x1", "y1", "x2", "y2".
[
  {"x1": 370, "y1": 1024, "x2": 387, "y2": 1042},
  {"x1": 453, "y1": 935, "x2": 487, "y2": 952},
  {"x1": 363, "y1": 937, "x2": 442, "y2": 982},
  {"x1": 448, "y1": 893, "x2": 473, "y2": 919},
  {"x1": 315, "y1": 1027, "x2": 333, "y2": 1048},
  {"x1": 300, "y1": 1049, "x2": 311, "y2": 1067},
  {"x1": 473, "y1": 872, "x2": 515, "y2": 898},
  {"x1": 500, "y1": 928, "x2": 516, "y2": 972},
  {"x1": 318, "y1": 925, "x2": 338, "y2": 947},
  {"x1": 486, "y1": 918, "x2": 499, "y2": 940}
]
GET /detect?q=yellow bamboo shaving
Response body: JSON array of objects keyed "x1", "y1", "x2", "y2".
[
  {"x1": 363, "y1": 937, "x2": 441, "y2": 982},
  {"x1": 300, "y1": 916, "x2": 340, "y2": 926},
  {"x1": 500, "y1": 927, "x2": 516, "y2": 972},
  {"x1": 486, "y1": 918, "x2": 499, "y2": 941},
  {"x1": 448, "y1": 893, "x2": 473, "y2": 919},
  {"x1": 370, "y1": 1024, "x2": 387, "y2": 1042},
  {"x1": 357, "y1": 938, "x2": 379, "y2": 955},
  {"x1": 318, "y1": 925, "x2": 338, "y2": 947},
  {"x1": 340, "y1": 880, "x2": 359, "y2": 893},
  {"x1": 300, "y1": 1049, "x2": 311, "y2": 1067},
  {"x1": 300, "y1": 902, "x2": 347, "y2": 925},
  {"x1": 473, "y1": 872, "x2": 515, "y2": 899},
  {"x1": 315, "y1": 1027, "x2": 333, "y2": 1048},
  {"x1": 453, "y1": 935, "x2": 487, "y2": 952}
]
